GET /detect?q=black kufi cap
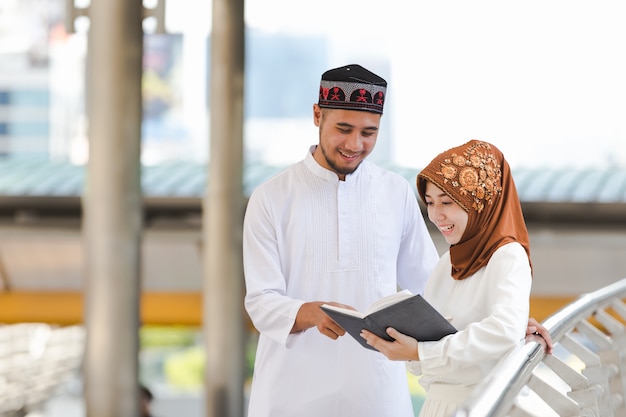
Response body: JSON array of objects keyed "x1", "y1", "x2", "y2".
[{"x1": 318, "y1": 64, "x2": 387, "y2": 114}]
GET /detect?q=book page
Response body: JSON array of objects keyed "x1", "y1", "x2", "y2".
[
  {"x1": 320, "y1": 304, "x2": 364, "y2": 319},
  {"x1": 365, "y1": 289, "x2": 413, "y2": 315}
]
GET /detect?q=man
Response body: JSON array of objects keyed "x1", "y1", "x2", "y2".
[{"x1": 243, "y1": 64, "x2": 439, "y2": 417}]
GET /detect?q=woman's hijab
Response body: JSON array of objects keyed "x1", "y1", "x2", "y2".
[{"x1": 417, "y1": 139, "x2": 531, "y2": 280}]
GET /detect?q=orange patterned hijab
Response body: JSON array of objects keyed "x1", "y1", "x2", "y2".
[{"x1": 417, "y1": 140, "x2": 531, "y2": 280}]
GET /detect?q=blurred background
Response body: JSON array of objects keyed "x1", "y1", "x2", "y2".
[{"x1": 3, "y1": 0, "x2": 625, "y2": 168}]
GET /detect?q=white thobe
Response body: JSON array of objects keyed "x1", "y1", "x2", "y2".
[
  {"x1": 408, "y1": 242, "x2": 532, "y2": 417},
  {"x1": 243, "y1": 147, "x2": 439, "y2": 417}
]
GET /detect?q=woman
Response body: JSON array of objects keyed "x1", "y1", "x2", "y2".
[{"x1": 360, "y1": 139, "x2": 535, "y2": 416}]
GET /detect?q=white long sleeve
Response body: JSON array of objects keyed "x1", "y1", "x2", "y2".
[{"x1": 409, "y1": 242, "x2": 531, "y2": 389}]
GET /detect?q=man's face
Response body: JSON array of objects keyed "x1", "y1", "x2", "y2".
[{"x1": 312, "y1": 105, "x2": 381, "y2": 180}]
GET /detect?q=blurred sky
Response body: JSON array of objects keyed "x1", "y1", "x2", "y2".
[{"x1": 171, "y1": 1, "x2": 626, "y2": 169}]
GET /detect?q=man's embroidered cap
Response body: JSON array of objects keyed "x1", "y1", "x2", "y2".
[{"x1": 318, "y1": 64, "x2": 387, "y2": 114}]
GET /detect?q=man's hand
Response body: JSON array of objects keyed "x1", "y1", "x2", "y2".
[
  {"x1": 360, "y1": 328, "x2": 419, "y2": 361},
  {"x1": 292, "y1": 301, "x2": 351, "y2": 339},
  {"x1": 526, "y1": 317, "x2": 553, "y2": 354}
]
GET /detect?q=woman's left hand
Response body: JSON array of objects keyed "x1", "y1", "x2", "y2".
[
  {"x1": 360, "y1": 327, "x2": 420, "y2": 361},
  {"x1": 526, "y1": 317, "x2": 553, "y2": 354}
]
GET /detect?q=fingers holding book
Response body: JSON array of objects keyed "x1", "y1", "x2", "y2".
[
  {"x1": 317, "y1": 302, "x2": 355, "y2": 339},
  {"x1": 293, "y1": 301, "x2": 354, "y2": 339},
  {"x1": 360, "y1": 327, "x2": 420, "y2": 361}
]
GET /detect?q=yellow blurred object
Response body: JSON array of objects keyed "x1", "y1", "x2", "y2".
[{"x1": 163, "y1": 345, "x2": 206, "y2": 389}]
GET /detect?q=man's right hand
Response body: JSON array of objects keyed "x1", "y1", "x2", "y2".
[{"x1": 292, "y1": 301, "x2": 352, "y2": 339}]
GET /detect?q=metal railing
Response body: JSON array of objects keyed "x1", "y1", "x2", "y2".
[{"x1": 452, "y1": 277, "x2": 626, "y2": 417}]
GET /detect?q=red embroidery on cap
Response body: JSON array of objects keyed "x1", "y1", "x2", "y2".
[
  {"x1": 374, "y1": 91, "x2": 384, "y2": 106},
  {"x1": 320, "y1": 87, "x2": 330, "y2": 101},
  {"x1": 330, "y1": 87, "x2": 343, "y2": 101}
]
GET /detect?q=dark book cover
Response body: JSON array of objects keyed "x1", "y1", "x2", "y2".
[{"x1": 321, "y1": 294, "x2": 457, "y2": 351}]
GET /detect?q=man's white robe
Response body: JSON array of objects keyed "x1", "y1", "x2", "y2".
[{"x1": 244, "y1": 147, "x2": 439, "y2": 417}]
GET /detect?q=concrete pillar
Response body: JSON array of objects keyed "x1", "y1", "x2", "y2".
[
  {"x1": 82, "y1": 0, "x2": 143, "y2": 416},
  {"x1": 203, "y1": 0, "x2": 246, "y2": 415}
]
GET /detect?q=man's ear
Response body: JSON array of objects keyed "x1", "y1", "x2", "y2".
[{"x1": 313, "y1": 104, "x2": 322, "y2": 127}]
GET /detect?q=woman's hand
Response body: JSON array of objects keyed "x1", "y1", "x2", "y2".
[
  {"x1": 526, "y1": 317, "x2": 553, "y2": 354},
  {"x1": 360, "y1": 327, "x2": 419, "y2": 361}
]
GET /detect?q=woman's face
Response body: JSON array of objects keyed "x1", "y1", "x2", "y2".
[{"x1": 424, "y1": 181, "x2": 469, "y2": 245}]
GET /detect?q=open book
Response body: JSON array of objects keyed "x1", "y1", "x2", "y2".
[{"x1": 321, "y1": 290, "x2": 457, "y2": 351}]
